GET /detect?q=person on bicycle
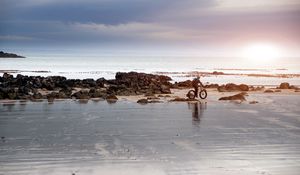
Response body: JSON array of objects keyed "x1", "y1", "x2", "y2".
[{"x1": 192, "y1": 76, "x2": 204, "y2": 98}]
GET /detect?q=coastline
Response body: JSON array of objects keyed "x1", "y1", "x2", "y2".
[{"x1": 1, "y1": 71, "x2": 299, "y2": 104}]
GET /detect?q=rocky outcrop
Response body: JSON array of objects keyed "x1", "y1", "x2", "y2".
[
  {"x1": 218, "y1": 83, "x2": 249, "y2": 92},
  {"x1": 108, "y1": 72, "x2": 172, "y2": 95},
  {"x1": 219, "y1": 92, "x2": 247, "y2": 101},
  {"x1": 277, "y1": 82, "x2": 299, "y2": 90},
  {"x1": 0, "y1": 72, "x2": 172, "y2": 100},
  {"x1": 0, "y1": 51, "x2": 25, "y2": 58},
  {"x1": 172, "y1": 80, "x2": 193, "y2": 88}
]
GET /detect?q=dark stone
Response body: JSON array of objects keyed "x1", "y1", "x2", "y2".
[
  {"x1": 170, "y1": 97, "x2": 198, "y2": 102},
  {"x1": 238, "y1": 84, "x2": 249, "y2": 91},
  {"x1": 204, "y1": 84, "x2": 219, "y2": 88},
  {"x1": 32, "y1": 92, "x2": 43, "y2": 99},
  {"x1": 264, "y1": 89, "x2": 274, "y2": 93},
  {"x1": 71, "y1": 90, "x2": 90, "y2": 99},
  {"x1": 137, "y1": 99, "x2": 148, "y2": 104},
  {"x1": 89, "y1": 88, "x2": 106, "y2": 98},
  {"x1": 82, "y1": 78, "x2": 97, "y2": 88},
  {"x1": 279, "y1": 82, "x2": 290, "y2": 89},
  {"x1": 218, "y1": 83, "x2": 249, "y2": 92},
  {"x1": 106, "y1": 94, "x2": 118, "y2": 100},
  {"x1": 219, "y1": 92, "x2": 247, "y2": 101}
]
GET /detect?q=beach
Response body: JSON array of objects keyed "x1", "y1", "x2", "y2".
[
  {"x1": 1, "y1": 87, "x2": 300, "y2": 175},
  {"x1": 1, "y1": 56, "x2": 300, "y2": 175}
]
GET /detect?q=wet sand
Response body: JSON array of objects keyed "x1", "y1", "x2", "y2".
[{"x1": 0, "y1": 92, "x2": 300, "y2": 175}]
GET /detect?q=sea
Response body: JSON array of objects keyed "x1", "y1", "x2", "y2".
[{"x1": 1, "y1": 55, "x2": 300, "y2": 85}]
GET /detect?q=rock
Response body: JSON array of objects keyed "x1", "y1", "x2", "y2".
[
  {"x1": 147, "y1": 96, "x2": 160, "y2": 100},
  {"x1": 239, "y1": 84, "x2": 249, "y2": 91},
  {"x1": 0, "y1": 87, "x2": 18, "y2": 99},
  {"x1": 96, "y1": 78, "x2": 106, "y2": 87},
  {"x1": 278, "y1": 82, "x2": 290, "y2": 89},
  {"x1": 170, "y1": 97, "x2": 198, "y2": 102},
  {"x1": 212, "y1": 71, "x2": 224, "y2": 75},
  {"x1": 204, "y1": 84, "x2": 219, "y2": 89},
  {"x1": 289, "y1": 85, "x2": 299, "y2": 90},
  {"x1": 173, "y1": 80, "x2": 192, "y2": 88},
  {"x1": 3, "y1": 73, "x2": 13, "y2": 79},
  {"x1": 274, "y1": 89, "x2": 281, "y2": 92},
  {"x1": 59, "y1": 88, "x2": 73, "y2": 97},
  {"x1": 106, "y1": 94, "x2": 118, "y2": 100},
  {"x1": 249, "y1": 86, "x2": 264, "y2": 91},
  {"x1": 218, "y1": 83, "x2": 249, "y2": 92},
  {"x1": 249, "y1": 101, "x2": 259, "y2": 104},
  {"x1": 32, "y1": 92, "x2": 43, "y2": 99},
  {"x1": 295, "y1": 90, "x2": 300, "y2": 92},
  {"x1": 82, "y1": 78, "x2": 97, "y2": 88},
  {"x1": 113, "y1": 72, "x2": 172, "y2": 95},
  {"x1": 219, "y1": 92, "x2": 247, "y2": 101},
  {"x1": 89, "y1": 88, "x2": 106, "y2": 98},
  {"x1": 137, "y1": 99, "x2": 148, "y2": 104},
  {"x1": 71, "y1": 90, "x2": 90, "y2": 99},
  {"x1": 160, "y1": 84, "x2": 171, "y2": 94},
  {"x1": 264, "y1": 89, "x2": 274, "y2": 93},
  {"x1": 158, "y1": 94, "x2": 171, "y2": 98},
  {"x1": 47, "y1": 97, "x2": 54, "y2": 103}
]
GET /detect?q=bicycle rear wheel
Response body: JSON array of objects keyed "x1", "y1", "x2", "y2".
[{"x1": 187, "y1": 90, "x2": 196, "y2": 99}]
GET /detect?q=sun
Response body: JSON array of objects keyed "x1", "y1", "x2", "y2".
[{"x1": 241, "y1": 43, "x2": 281, "y2": 62}]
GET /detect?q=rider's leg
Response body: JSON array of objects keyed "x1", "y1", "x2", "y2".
[{"x1": 194, "y1": 87, "x2": 198, "y2": 98}]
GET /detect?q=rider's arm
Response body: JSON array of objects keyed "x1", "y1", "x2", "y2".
[{"x1": 199, "y1": 80, "x2": 204, "y2": 87}]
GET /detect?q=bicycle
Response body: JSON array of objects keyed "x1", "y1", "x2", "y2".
[{"x1": 186, "y1": 85, "x2": 207, "y2": 99}]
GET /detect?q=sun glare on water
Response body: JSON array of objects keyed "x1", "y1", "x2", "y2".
[{"x1": 242, "y1": 43, "x2": 281, "y2": 62}]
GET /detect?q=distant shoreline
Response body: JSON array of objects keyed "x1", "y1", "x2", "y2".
[{"x1": 0, "y1": 51, "x2": 25, "y2": 58}]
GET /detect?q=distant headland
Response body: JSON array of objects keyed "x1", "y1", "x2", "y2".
[{"x1": 0, "y1": 51, "x2": 25, "y2": 58}]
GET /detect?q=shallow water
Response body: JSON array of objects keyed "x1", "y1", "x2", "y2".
[
  {"x1": 0, "y1": 97, "x2": 300, "y2": 175},
  {"x1": 1, "y1": 56, "x2": 300, "y2": 85}
]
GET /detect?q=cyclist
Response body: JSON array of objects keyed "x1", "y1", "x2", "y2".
[{"x1": 192, "y1": 76, "x2": 204, "y2": 98}]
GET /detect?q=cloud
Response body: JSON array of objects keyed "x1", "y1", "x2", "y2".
[
  {"x1": 0, "y1": 0, "x2": 299, "y2": 53},
  {"x1": 0, "y1": 35, "x2": 34, "y2": 41}
]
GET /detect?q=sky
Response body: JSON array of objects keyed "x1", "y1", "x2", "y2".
[{"x1": 0, "y1": 0, "x2": 300, "y2": 56}]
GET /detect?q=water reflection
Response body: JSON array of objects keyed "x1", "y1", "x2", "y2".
[{"x1": 188, "y1": 102, "x2": 207, "y2": 126}]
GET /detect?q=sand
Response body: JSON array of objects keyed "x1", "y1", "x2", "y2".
[{"x1": 0, "y1": 89, "x2": 300, "y2": 175}]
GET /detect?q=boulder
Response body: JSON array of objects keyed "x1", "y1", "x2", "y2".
[
  {"x1": 89, "y1": 88, "x2": 106, "y2": 98},
  {"x1": 219, "y1": 92, "x2": 247, "y2": 101},
  {"x1": 106, "y1": 94, "x2": 118, "y2": 100},
  {"x1": 32, "y1": 92, "x2": 43, "y2": 99},
  {"x1": 264, "y1": 89, "x2": 274, "y2": 93},
  {"x1": 137, "y1": 99, "x2": 148, "y2": 104},
  {"x1": 218, "y1": 83, "x2": 249, "y2": 92},
  {"x1": 82, "y1": 78, "x2": 97, "y2": 88},
  {"x1": 239, "y1": 84, "x2": 249, "y2": 91},
  {"x1": 71, "y1": 90, "x2": 90, "y2": 99},
  {"x1": 279, "y1": 82, "x2": 290, "y2": 89}
]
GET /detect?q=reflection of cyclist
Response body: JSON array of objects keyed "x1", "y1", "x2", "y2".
[{"x1": 192, "y1": 76, "x2": 204, "y2": 98}]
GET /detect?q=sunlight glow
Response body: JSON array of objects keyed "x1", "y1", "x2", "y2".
[{"x1": 242, "y1": 43, "x2": 281, "y2": 62}]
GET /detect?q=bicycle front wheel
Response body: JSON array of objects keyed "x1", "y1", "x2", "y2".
[{"x1": 199, "y1": 89, "x2": 207, "y2": 99}]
